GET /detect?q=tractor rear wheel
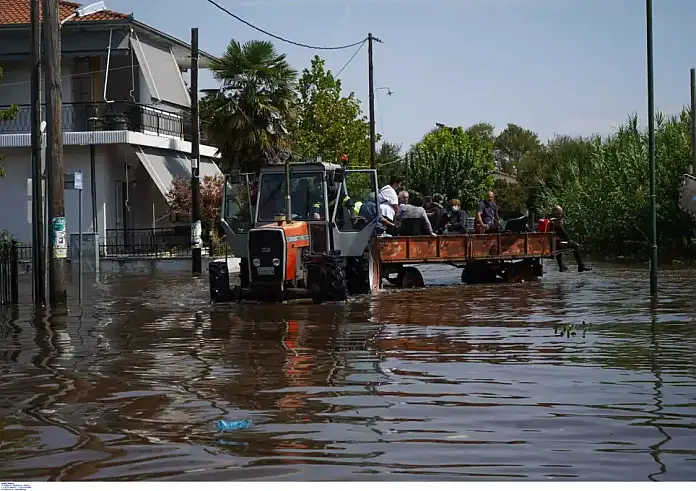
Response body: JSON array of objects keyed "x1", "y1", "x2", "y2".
[
  {"x1": 347, "y1": 255, "x2": 369, "y2": 295},
  {"x1": 310, "y1": 257, "x2": 348, "y2": 303}
]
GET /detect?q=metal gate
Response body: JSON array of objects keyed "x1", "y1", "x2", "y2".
[{"x1": 0, "y1": 241, "x2": 18, "y2": 306}]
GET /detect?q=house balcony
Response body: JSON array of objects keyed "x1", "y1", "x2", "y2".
[{"x1": 0, "y1": 101, "x2": 213, "y2": 145}]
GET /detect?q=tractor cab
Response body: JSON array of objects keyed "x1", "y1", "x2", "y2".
[{"x1": 211, "y1": 160, "x2": 380, "y2": 303}]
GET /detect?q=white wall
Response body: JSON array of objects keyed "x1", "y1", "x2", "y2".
[{"x1": 0, "y1": 144, "x2": 116, "y2": 245}]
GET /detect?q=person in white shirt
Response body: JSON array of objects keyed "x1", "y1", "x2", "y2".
[{"x1": 378, "y1": 174, "x2": 404, "y2": 222}]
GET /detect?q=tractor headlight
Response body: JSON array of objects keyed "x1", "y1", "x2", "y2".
[
  {"x1": 272, "y1": 257, "x2": 281, "y2": 267},
  {"x1": 252, "y1": 258, "x2": 261, "y2": 267}
]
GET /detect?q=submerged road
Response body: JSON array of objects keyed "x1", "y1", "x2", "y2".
[{"x1": 0, "y1": 261, "x2": 695, "y2": 480}]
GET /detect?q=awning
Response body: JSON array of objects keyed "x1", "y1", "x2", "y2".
[
  {"x1": 134, "y1": 146, "x2": 222, "y2": 199},
  {"x1": 130, "y1": 33, "x2": 191, "y2": 108}
]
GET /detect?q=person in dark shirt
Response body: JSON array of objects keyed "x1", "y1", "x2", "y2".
[
  {"x1": 549, "y1": 205, "x2": 592, "y2": 272},
  {"x1": 475, "y1": 191, "x2": 501, "y2": 233},
  {"x1": 446, "y1": 199, "x2": 469, "y2": 232}
]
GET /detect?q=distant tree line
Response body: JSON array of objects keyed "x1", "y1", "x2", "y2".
[{"x1": 195, "y1": 38, "x2": 696, "y2": 261}]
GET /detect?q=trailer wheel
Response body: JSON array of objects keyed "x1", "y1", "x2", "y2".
[
  {"x1": 400, "y1": 267, "x2": 424, "y2": 288},
  {"x1": 239, "y1": 257, "x2": 250, "y2": 289}
]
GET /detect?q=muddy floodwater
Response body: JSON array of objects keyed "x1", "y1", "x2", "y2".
[{"x1": 1, "y1": 262, "x2": 696, "y2": 481}]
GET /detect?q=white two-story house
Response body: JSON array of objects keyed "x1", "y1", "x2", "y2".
[{"x1": 0, "y1": 0, "x2": 222, "y2": 253}]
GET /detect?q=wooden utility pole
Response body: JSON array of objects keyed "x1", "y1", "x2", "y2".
[
  {"x1": 31, "y1": 0, "x2": 45, "y2": 306},
  {"x1": 43, "y1": 0, "x2": 67, "y2": 308},
  {"x1": 368, "y1": 33, "x2": 379, "y2": 170},
  {"x1": 191, "y1": 27, "x2": 202, "y2": 275}
]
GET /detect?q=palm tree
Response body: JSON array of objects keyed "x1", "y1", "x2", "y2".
[{"x1": 201, "y1": 40, "x2": 297, "y2": 173}]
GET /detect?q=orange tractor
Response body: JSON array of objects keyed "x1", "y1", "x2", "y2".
[{"x1": 209, "y1": 158, "x2": 381, "y2": 303}]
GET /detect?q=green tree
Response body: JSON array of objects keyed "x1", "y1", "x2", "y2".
[
  {"x1": 0, "y1": 65, "x2": 18, "y2": 178},
  {"x1": 406, "y1": 126, "x2": 494, "y2": 210},
  {"x1": 376, "y1": 140, "x2": 402, "y2": 184},
  {"x1": 465, "y1": 121, "x2": 496, "y2": 146},
  {"x1": 536, "y1": 112, "x2": 696, "y2": 260},
  {"x1": 201, "y1": 40, "x2": 297, "y2": 174},
  {"x1": 494, "y1": 123, "x2": 541, "y2": 175},
  {"x1": 291, "y1": 56, "x2": 374, "y2": 167}
]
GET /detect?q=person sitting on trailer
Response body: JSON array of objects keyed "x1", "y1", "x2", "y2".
[
  {"x1": 427, "y1": 193, "x2": 449, "y2": 233},
  {"x1": 394, "y1": 191, "x2": 437, "y2": 237},
  {"x1": 446, "y1": 199, "x2": 469, "y2": 233},
  {"x1": 475, "y1": 191, "x2": 501, "y2": 233},
  {"x1": 359, "y1": 192, "x2": 395, "y2": 235},
  {"x1": 549, "y1": 205, "x2": 592, "y2": 273}
]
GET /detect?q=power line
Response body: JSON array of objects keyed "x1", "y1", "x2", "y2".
[
  {"x1": 335, "y1": 39, "x2": 366, "y2": 78},
  {"x1": 206, "y1": 0, "x2": 366, "y2": 50}
]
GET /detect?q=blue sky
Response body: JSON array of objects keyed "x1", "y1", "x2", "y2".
[{"x1": 109, "y1": 0, "x2": 696, "y2": 148}]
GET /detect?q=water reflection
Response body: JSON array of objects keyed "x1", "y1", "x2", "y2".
[{"x1": 0, "y1": 264, "x2": 695, "y2": 480}]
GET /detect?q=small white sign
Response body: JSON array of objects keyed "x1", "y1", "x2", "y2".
[{"x1": 74, "y1": 171, "x2": 83, "y2": 190}]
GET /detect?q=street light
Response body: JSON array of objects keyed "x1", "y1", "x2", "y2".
[{"x1": 61, "y1": 1, "x2": 108, "y2": 25}]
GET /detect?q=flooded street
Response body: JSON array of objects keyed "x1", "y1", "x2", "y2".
[{"x1": 1, "y1": 262, "x2": 696, "y2": 481}]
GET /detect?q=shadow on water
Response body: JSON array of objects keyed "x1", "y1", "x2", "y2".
[{"x1": 0, "y1": 262, "x2": 695, "y2": 480}]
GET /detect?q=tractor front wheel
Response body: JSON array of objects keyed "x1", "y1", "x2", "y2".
[{"x1": 239, "y1": 257, "x2": 250, "y2": 289}]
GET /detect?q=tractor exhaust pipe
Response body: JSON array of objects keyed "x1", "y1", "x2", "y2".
[{"x1": 285, "y1": 157, "x2": 292, "y2": 223}]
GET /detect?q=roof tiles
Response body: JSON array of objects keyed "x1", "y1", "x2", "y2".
[{"x1": 0, "y1": 0, "x2": 130, "y2": 26}]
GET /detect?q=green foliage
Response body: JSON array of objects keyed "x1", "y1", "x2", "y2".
[
  {"x1": 465, "y1": 122, "x2": 496, "y2": 145},
  {"x1": 291, "y1": 56, "x2": 374, "y2": 167},
  {"x1": 494, "y1": 123, "x2": 542, "y2": 175},
  {"x1": 376, "y1": 141, "x2": 403, "y2": 185},
  {"x1": 405, "y1": 125, "x2": 495, "y2": 210},
  {"x1": 200, "y1": 40, "x2": 297, "y2": 174},
  {"x1": 492, "y1": 179, "x2": 528, "y2": 218},
  {"x1": 535, "y1": 112, "x2": 696, "y2": 258},
  {"x1": 0, "y1": 66, "x2": 18, "y2": 179}
]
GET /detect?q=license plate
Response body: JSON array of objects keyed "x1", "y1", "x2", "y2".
[{"x1": 257, "y1": 266, "x2": 275, "y2": 275}]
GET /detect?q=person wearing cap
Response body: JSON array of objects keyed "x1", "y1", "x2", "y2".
[{"x1": 426, "y1": 193, "x2": 448, "y2": 233}]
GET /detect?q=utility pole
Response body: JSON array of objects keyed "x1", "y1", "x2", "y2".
[
  {"x1": 646, "y1": 0, "x2": 658, "y2": 297},
  {"x1": 43, "y1": 0, "x2": 68, "y2": 308},
  {"x1": 368, "y1": 33, "x2": 380, "y2": 170},
  {"x1": 31, "y1": 0, "x2": 45, "y2": 306},
  {"x1": 190, "y1": 27, "x2": 202, "y2": 275},
  {"x1": 690, "y1": 68, "x2": 696, "y2": 176}
]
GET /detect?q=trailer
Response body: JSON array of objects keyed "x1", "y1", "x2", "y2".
[{"x1": 377, "y1": 232, "x2": 556, "y2": 287}]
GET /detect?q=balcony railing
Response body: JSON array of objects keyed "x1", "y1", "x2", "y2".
[{"x1": 0, "y1": 102, "x2": 212, "y2": 144}]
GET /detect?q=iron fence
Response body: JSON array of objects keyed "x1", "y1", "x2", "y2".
[
  {"x1": 0, "y1": 102, "x2": 213, "y2": 145},
  {"x1": 0, "y1": 242, "x2": 19, "y2": 306},
  {"x1": 102, "y1": 227, "x2": 193, "y2": 258}
]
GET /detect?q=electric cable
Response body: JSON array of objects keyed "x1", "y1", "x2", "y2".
[
  {"x1": 206, "y1": 0, "x2": 366, "y2": 50},
  {"x1": 335, "y1": 39, "x2": 366, "y2": 78}
]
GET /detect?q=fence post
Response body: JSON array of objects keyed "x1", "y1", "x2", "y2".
[{"x1": 10, "y1": 240, "x2": 18, "y2": 305}]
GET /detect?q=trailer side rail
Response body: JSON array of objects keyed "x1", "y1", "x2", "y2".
[{"x1": 377, "y1": 232, "x2": 555, "y2": 264}]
